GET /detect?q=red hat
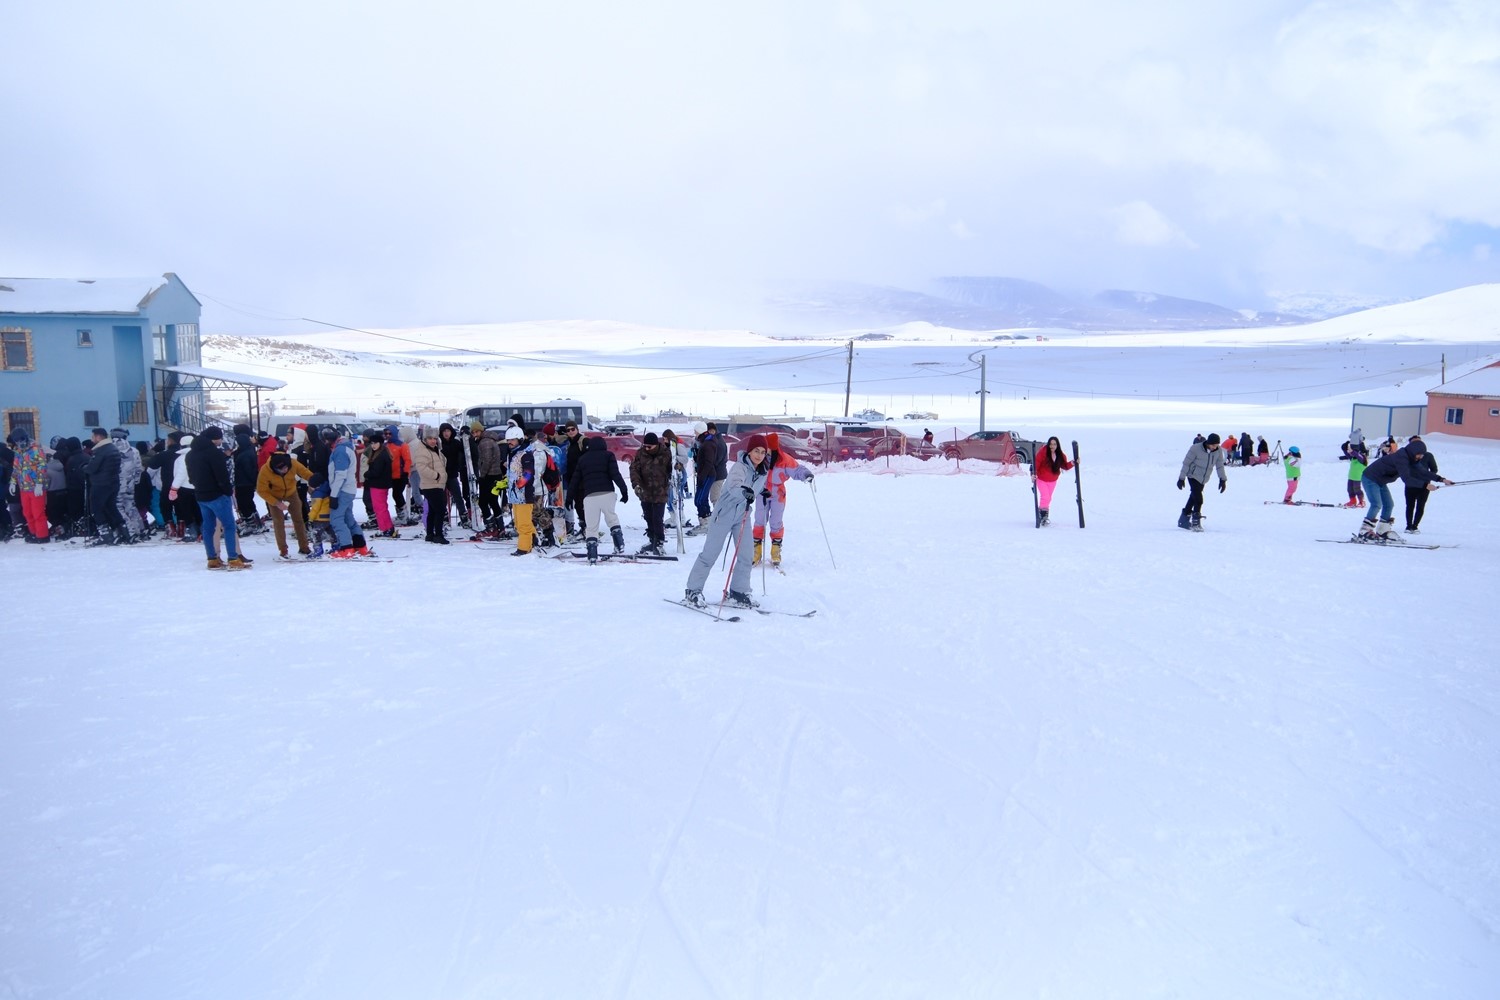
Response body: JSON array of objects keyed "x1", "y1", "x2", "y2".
[
  {"x1": 745, "y1": 433, "x2": 769, "y2": 452},
  {"x1": 543, "y1": 422, "x2": 557, "y2": 436},
  {"x1": 766, "y1": 432, "x2": 780, "y2": 450}
]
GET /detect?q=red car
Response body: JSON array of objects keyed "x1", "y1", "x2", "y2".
[{"x1": 939, "y1": 431, "x2": 1029, "y2": 465}]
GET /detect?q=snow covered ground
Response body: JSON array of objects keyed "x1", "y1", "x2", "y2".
[{"x1": 5, "y1": 293, "x2": 1500, "y2": 998}]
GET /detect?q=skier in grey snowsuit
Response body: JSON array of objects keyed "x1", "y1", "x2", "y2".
[
  {"x1": 111, "y1": 429, "x2": 146, "y2": 539},
  {"x1": 684, "y1": 434, "x2": 771, "y2": 609}
]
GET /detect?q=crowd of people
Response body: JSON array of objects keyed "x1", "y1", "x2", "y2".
[{"x1": 4, "y1": 416, "x2": 821, "y2": 581}]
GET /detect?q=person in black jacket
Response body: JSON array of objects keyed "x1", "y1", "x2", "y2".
[
  {"x1": 563, "y1": 421, "x2": 587, "y2": 537},
  {"x1": 438, "y1": 423, "x2": 470, "y2": 525},
  {"x1": 568, "y1": 436, "x2": 629, "y2": 561},
  {"x1": 1357, "y1": 437, "x2": 1452, "y2": 542},
  {"x1": 0, "y1": 436, "x2": 13, "y2": 540},
  {"x1": 1403, "y1": 434, "x2": 1443, "y2": 534},
  {"x1": 84, "y1": 427, "x2": 128, "y2": 544},
  {"x1": 149, "y1": 432, "x2": 183, "y2": 536},
  {"x1": 185, "y1": 426, "x2": 252, "y2": 568},
  {"x1": 231, "y1": 424, "x2": 261, "y2": 531}
]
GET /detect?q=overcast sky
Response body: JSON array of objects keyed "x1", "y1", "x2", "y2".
[{"x1": 3, "y1": 0, "x2": 1498, "y2": 334}]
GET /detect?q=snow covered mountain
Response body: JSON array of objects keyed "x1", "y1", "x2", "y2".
[{"x1": 769, "y1": 276, "x2": 1375, "y2": 331}]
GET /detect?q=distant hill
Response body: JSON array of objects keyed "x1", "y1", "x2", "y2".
[{"x1": 769, "y1": 277, "x2": 1338, "y2": 332}]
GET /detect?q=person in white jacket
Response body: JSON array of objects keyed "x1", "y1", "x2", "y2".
[{"x1": 170, "y1": 434, "x2": 202, "y2": 542}]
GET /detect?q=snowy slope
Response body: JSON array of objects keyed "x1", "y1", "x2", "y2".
[{"x1": 5, "y1": 311, "x2": 1500, "y2": 998}]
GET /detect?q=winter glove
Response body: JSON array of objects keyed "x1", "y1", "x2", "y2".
[
  {"x1": 760, "y1": 488, "x2": 772, "y2": 502},
  {"x1": 1218, "y1": 479, "x2": 1227, "y2": 493},
  {"x1": 1176, "y1": 479, "x2": 1185, "y2": 490},
  {"x1": 620, "y1": 490, "x2": 629, "y2": 503},
  {"x1": 329, "y1": 495, "x2": 341, "y2": 510},
  {"x1": 34, "y1": 484, "x2": 45, "y2": 497},
  {"x1": 804, "y1": 472, "x2": 814, "y2": 482},
  {"x1": 741, "y1": 486, "x2": 755, "y2": 503}
]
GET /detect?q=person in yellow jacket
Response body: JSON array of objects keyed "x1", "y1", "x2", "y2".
[{"x1": 256, "y1": 449, "x2": 314, "y2": 559}]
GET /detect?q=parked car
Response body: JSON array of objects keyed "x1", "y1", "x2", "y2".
[
  {"x1": 940, "y1": 430, "x2": 1032, "y2": 465},
  {"x1": 902, "y1": 411, "x2": 940, "y2": 420}
]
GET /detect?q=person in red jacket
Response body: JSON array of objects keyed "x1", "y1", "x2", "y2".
[
  {"x1": 752, "y1": 432, "x2": 813, "y2": 566},
  {"x1": 1030, "y1": 436, "x2": 1074, "y2": 526}
]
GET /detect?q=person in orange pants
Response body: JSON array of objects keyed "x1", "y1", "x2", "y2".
[{"x1": 752, "y1": 432, "x2": 813, "y2": 566}]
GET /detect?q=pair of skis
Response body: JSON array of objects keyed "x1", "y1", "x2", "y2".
[
  {"x1": 1264, "y1": 500, "x2": 1344, "y2": 508},
  {"x1": 1031, "y1": 440, "x2": 1085, "y2": 529},
  {"x1": 664, "y1": 598, "x2": 817, "y2": 623}
]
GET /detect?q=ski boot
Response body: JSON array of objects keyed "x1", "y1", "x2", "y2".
[
  {"x1": 771, "y1": 539, "x2": 782, "y2": 566},
  {"x1": 683, "y1": 589, "x2": 707, "y2": 608},
  {"x1": 1039, "y1": 509, "x2": 1050, "y2": 526},
  {"x1": 610, "y1": 525, "x2": 625, "y2": 555},
  {"x1": 1354, "y1": 519, "x2": 1378, "y2": 542},
  {"x1": 1190, "y1": 515, "x2": 1203, "y2": 533},
  {"x1": 753, "y1": 538, "x2": 763, "y2": 564},
  {"x1": 726, "y1": 590, "x2": 760, "y2": 609},
  {"x1": 1376, "y1": 519, "x2": 1402, "y2": 543},
  {"x1": 1177, "y1": 512, "x2": 1192, "y2": 531},
  {"x1": 586, "y1": 538, "x2": 599, "y2": 564}
]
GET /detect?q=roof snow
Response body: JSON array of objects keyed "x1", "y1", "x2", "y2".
[
  {"x1": 1429, "y1": 361, "x2": 1500, "y2": 398},
  {"x1": 0, "y1": 276, "x2": 172, "y2": 315}
]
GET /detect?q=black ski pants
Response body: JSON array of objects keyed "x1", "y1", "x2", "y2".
[
  {"x1": 1181, "y1": 478, "x2": 1206, "y2": 518},
  {"x1": 1404, "y1": 485, "x2": 1430, "y2": 530},
  {"x1": 642, "y1": 500, "x2": 666, "y2": 546}
]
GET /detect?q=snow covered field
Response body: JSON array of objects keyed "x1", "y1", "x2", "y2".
[{"x1": 6, "y1": 294, "x2": 1500, "y2": 998}]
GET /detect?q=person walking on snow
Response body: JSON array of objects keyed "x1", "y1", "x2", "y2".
[
  {"x1": 326, "y1": 428, "x2": 372, "y2": 557},
  {"x1": 1357, "y1": 437, "x2": 1451, "y2": 542},
  {"x1": 256, "y1": 446, "x2": 313, "y2": 559},
  {"x1": 753, "y1": 432, "x2": 813, "y2": 565},
  {"x1": 569, "y1": 434, "x2": 629, "y2": 562},
  {"x1": 183, "y1": 427, "x2": 251, "y2": 568},
  {"x1": 411, "y1": 427, "x2": 450, "y2": 545},
  {"x1": 1030, "y1": 436, "x2": 1073, "y2": 527},
  {"x1": 684, "y1": 434, "x2": 772, "y2": 610},
  {"x1": 503, "y1": 425, "x2": 540, "y2": 554},
  {"x1": 629, "y1": 432, "x2": 673, "y2": 556},
  {"x1": 1282, "y1": 446, "x2": 1302, "y2": 503},
  {"x1": 10, "y1": 430, "x2": 50, "y2": 542},
  {"x1": 1176, "y1": 432, "x2": 1227, "y2": 532}
]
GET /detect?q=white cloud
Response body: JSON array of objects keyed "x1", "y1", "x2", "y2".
[{"x1": 1110, "y1": 201, "x2": 1198, "y2": 249}]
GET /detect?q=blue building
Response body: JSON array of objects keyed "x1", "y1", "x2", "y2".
[{"x1": 0, "y1": 273, "x2": 278, "y2": 442}]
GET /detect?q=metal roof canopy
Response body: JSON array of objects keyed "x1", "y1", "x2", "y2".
[
  {"x1": 154, "y1": 363, "x2": 287, "y2": 391},
  {"x1": 152, "y1": 365, "x2": 285, "y2": 437}
]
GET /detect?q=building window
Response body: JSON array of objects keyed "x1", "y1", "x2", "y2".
[
  {"x1": 1, "y1": 327, "x2": 33, "y2": 370},
  {"x1": 175, "y1": 323, "x2": 201, "y2": 364},
  {"x1": 152, "y1": 325, "x2": 169, "y2": 363},
  {"x1": 4, "y1": 407, "x2": 39, "y2": 441},
  {"x1": 1445, "y1": 407, "x2": 1464, "y2": 425},
  {"x1": 84, "y1": 409, "x2": 100, "y2": 426},
  {"x1": 78, "y1": 329, "x2": 93, "y2": 347},
  {"x1": 1491, "y1": 408, "x2": 1499, "y2": 418}
]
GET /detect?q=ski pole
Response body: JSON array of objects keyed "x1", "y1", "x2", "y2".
[
  {"x1": 809, "y1": 479, "x2": 837, "y2": 569},
  {"x1": 1447, "y1": 477, "x2": 1500, "y2": 486},
  {"x1": 718, "y1": 503, "x2": 753, "y2": 610}
]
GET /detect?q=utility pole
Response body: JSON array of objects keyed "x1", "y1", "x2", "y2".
[
  {"x1": 843, "y1": 340, "x2": 854, "y2": 418},
  {"x1": 1442, "y1": 353, "x2": 1447, "y2": 384},
  {"x1": 979, "y1": 354, "x2": 987, "y2": 431}
]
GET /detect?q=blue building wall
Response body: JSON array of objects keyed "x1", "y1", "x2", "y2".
[{"x1": 1, "y1": 274, "x2": 201, "y2": 442}]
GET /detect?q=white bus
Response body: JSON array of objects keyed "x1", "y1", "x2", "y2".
[{"x1": 449, "y1": 399, "x2": 589, "y2": 432}]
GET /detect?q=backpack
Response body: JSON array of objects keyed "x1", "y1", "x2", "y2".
[{"x1": 541, "y1": 450, "x2": 561, "y2": 488}]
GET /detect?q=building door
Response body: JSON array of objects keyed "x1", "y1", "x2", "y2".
[{"x1": 112, "y1": 326, "x2": 147, "y2": 426}]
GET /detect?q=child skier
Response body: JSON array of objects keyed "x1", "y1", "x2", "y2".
[
  {"x1": 1343, "y1": 442, "x2": 1367, "y2": 508},
  {"x1": 1282, "y1": 446, "x2": 1301, "y2": 503}
]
